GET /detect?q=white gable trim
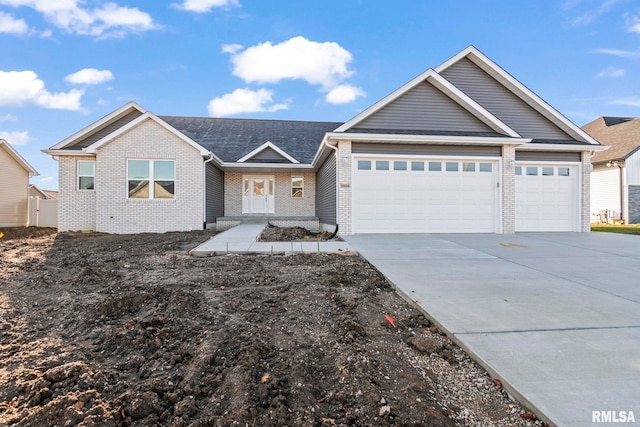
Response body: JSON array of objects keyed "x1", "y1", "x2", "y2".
[
  {"x1": 436, "y1": 46, "x2": 601, "y2": 145},
  {"x1": 237, "y1": 141, "x2": 299, "y2": 164},
  {"x1": 334, "y1": 69, "x2": 518, "y2": 137},
  {"x1": 0, "y1": 139, "x2": 39, "y2": 176},
  {"x1": 50, "y1": 101, "x2": 147, "y2": 150},
  {"x1": 84, "y1": 112, "x2": 211, "y2": 156}
]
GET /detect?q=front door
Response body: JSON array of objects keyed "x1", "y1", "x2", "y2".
[{"x1": 243, "y1": 176, "x2": 275, "y2": 214}]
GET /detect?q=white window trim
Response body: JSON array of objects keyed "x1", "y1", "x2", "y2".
[
  {"x1": 127, "y1": 159, "x2": 176, "y2": 200},
  {"x1": 291, "y1": 176, "x2": 304, "y2": 198},
  {"x1": 77, "y1": 160, "x2": 95, "y2": 191}
]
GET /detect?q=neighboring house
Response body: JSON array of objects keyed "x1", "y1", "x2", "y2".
[
  {"x1": 29, "y1": 185, "x2": 58, "y2": 200},
  {"x1": 0, "y1": 139, "x2": 39, "y2": 227},
  {"x1": 583, "y1": 117, "x2": 640, "y2": 224},
  {"x1": 44, "y1": 46, "x2": 605, "y2": 235}
]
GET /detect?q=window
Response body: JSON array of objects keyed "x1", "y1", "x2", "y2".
[
  {"x1": 446, "y1": 162, "x2": 459, "y2": 172},
  {"x1": 479, "y1": 163, "x2": 492, "y2": 172},
  {"x1": 542, "y1": 167, "x2": 554, "y2": 176},
  {"x1": 463, "y1": 162, "x2": 475, "y2": 172},
  {"x1": 515, "y1": 166, "x2": 522, "y2": 175},
  {"x1": 394, "y1": 161, "x2": 407, "y2": 171},
  {"x1": 357, "y1": 160, "x2": 371, "y2": 170},
  {"x1": 558, "y1": 167, "x2": 570, "y2": 176},
  {"x1": 78, "y1": 160, "x2": 95, "y2": 190},
  {"x1": 411, "y1": 161, "x2": 424, "y2": 171},
  {"x1": 291, "y1": 176, "x2": 303, "y2": 197},
  {"x1": 428, "y1": 162, "x2": 441, "y2": 171},
  {"x1": 526, "y1": 167, "x2": 538, "y2": 176},
  {"x1": 376, "y1": 160, "x2": 389, "y2": 170},
  {"x1": 128, "y1": 160, "x2": 175, "y2": 199}
]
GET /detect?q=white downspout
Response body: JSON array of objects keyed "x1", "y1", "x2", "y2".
[{"x1": 203, "y1": 153, "x2": 214, "y2": 229}]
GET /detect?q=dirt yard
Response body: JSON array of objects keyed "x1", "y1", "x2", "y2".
[{"x1": 0, "y1": 229, "x2": 541, "y2": 426}]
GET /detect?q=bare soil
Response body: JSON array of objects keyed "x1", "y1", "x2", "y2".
[
  {"x1": 259, "y1": 225, "x2": 340, "y2": 242},
  {"x1": 0, "y1": 229, "x2": 540, "y2": 426}
]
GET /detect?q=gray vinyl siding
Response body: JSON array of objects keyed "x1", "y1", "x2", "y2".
[
  {"x1": 205, "y1": 162, "x2": 224, "y2": 224},
  {"x1": 515, "y1": 151, "x2": 581, "y2": 162},
  {"x1": 244, "y1": 147, "x2": 291, "y2": 163},
  {"x1": 69, "y1": 110, "x2": 144, "y2": 149},
  {"x1": 315, "y1": 153, "x2": 337, "y2": 225},
  {"x1": 353, "y1": 81, "x2": 494, "y2": 133},
  {"x1": 352, "y1": 143, "x2": 501, "y2": 157},
  {"x1": 440, "y1": 58, "x2": 573, "y2": 140}
]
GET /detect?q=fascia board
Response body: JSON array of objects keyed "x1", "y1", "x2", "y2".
[
  {"x1": 1, "y1": 140, "x2": 39, "y2": 176},
  {"x1": 334, "y1": 68, "x2": 438, "y2": 132},
  {"x1": 426, "y1": 73, "x2": 520, "y2": 137},
  {"x1": 516, "y1": 143, "x2": 609, "y2": 152},
  {"x1": 49, "y1": 101, "x2": 147, "y2": 150},
  {"x1": 326, "y1": 132, "x2": 531, "y2": 145},
  {"x1": 85, "y1": 113, "x2": 210, "y2": 156},
  {"x1": 237, "y1": 141, "x2": 299, "y2": 163},
  {"x1": 41, "y1": 149, "x2": 96, "y2": 157}
]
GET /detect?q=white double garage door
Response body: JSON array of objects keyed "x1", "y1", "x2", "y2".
[{"x1": 352, "y1": 156, "x2": 580, "y2": 233}]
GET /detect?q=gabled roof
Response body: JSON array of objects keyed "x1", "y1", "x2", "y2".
[
  {"x1": 237, "y1": 141, "x2": 299, "y2": 163},
  {"x1": 0, "y1": 139, "x2": 39, "y2": 176},
  {"x1": 160, "y1": 116, "x2": 341, "y2": 164},
  {"x1": 583, "y1": 116, "x2": 640, "y2": 164}
]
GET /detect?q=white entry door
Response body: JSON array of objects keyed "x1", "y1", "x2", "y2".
[{"x1": 243, "y1": 176, "x2": 275, "y2": 214}]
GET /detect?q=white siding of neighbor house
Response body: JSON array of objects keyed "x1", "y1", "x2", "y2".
[
  {"x1": 591, "y1": 166, "x2": 622, "y2": 218},
  {"x1": 94, "y1": 118, "x2": 204, "y2": 234},
  {"x1": 58, "y1": 156, "x2": 97, "y2": 231},
  {"x1": 625, "y1": 150, "x2": 640, "y2": 186},
  {"x1": 224, "y1": 172, "x2": 316, "y2": 217},
  {"x1": 0, "y1": 146, "x2": 30, "y2": 227}
]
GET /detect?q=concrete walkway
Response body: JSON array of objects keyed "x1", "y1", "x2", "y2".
[
  {"x1": 190, "y1": 223, "x2": 354, "y2": 255},
  {"x1": 344, "y1": 232, "x2": 640, "y2": 427}
]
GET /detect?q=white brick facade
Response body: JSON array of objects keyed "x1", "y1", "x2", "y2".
[
  {"x1": 223, "y1": 172, "x2": 315, "y2": 217},
  {"x1": 57, "y1": 119, "x2": 205, "y2": 234},
  {"x1": 581, "y1": 151, "x2": 592, "y2": 232},
  {"x1": 502, "y1": 145, "x2": 516, "y2": 234},
  {"x1": 336, "y1": 140, "x2": 353, "y2": 235},
  {"x1": 58, "y1": 156, "x2": 97, "y2": 232}
]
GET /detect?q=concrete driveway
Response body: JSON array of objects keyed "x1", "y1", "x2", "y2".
[{"x1": 344, "y1": 232, "x2": 640, "y2": 427}]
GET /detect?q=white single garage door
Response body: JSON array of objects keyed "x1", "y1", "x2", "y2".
[
  {"x1": 353, "y1": 157, "x2": 499, "y2": 233},
  {"x1": 515, "y1": 163, "x2": 579, "y2": 232}
]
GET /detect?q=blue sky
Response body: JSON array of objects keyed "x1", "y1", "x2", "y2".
[{"x1": 1, "y1": 0, "x2": 639, "y2": 190}]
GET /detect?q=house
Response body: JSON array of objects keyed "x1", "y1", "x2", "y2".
[
  {"x1": 583, "y1": 117, "x2": 640, "y2": 224},
  {"x1": 0, "y1": 139, "x2": 39, "y2": 227},
  {"x1": 44, "y1": 46, "x2": 605, "y2": 235},
  {"x1": 29, "y1": 185, "x2": 58, "y2": 200}
]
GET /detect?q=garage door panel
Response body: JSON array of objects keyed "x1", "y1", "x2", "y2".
[
  {"x1": 353, "y1": 158, "x2": 499, "y2": 233},
  {"x1": 515, "y1": 164, "x2": 578, "y2": 232}
]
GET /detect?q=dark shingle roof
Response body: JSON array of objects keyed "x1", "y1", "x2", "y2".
[
  {"x1": 160, "y1": 116, "x2": 341, "y2": 164},
  {"x1": 583, "y1": 117, "x2": 640, "y2": 164}
]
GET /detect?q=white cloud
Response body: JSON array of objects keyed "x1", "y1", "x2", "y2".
[
  {"x1": 597, "y1": 67, "x2": 625, "y2": 78},
  {"x1": 227, "y1": 36, "x2": 354, "y2": 89},
  {"x1": 0, "y1": 11, "x2": 28, "y2": 33},
  {"x1": 0, "y1": 70, "x2": 84, "y2": 110},
  {"x1": 207, "y1": 88, "x2": 289, "y2": 117},
  {"x1": 0, "y1": 113, "x2": 18, "y2": 122},
  {"x1": 38, "y1": 176, "x2": 53, "y2": 184},
  {"x1": 592, "y1": 48, "x2": 640, "y2": 59},
  {"x1": 65, "y1": 68, "x2": 114, "y2": 85},
  {"x1": 174, "y1": 0, "x2": 239, "y2": 13},
  {"x1": 0, "y1": 130, "x2": 29, "y2": 145},
  {"x1": 627, "y1": 15, "x2": 640, "y2": 34},
  {"x1": 221, "y1": 43, "x2": 243, "y2": 54},
  {"x1": 0, "y1": 0, "x2": 158, "y2": 38},
  {"x1": 325, "y1": 84, "x2": 366, "y2": 104},
  {"x1": 566, "y1": 0, "x2": 621, "y2": 26},
  {"x1": 610, "y1": 97, "x2": 640, "y2": 107}
]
